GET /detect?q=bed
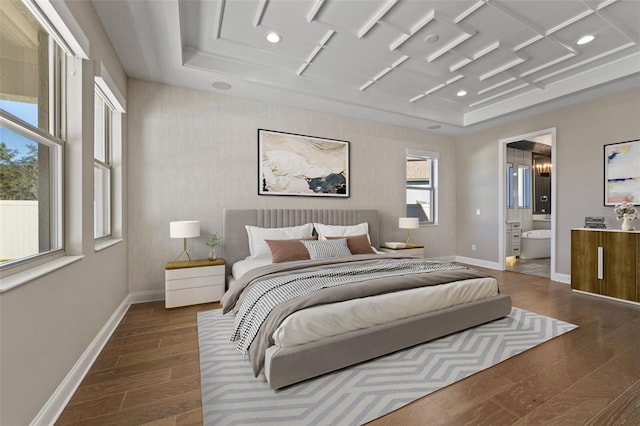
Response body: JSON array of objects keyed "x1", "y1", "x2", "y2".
[{"x1": 221, "y1": 208, "x2": 512, "y2": 389}]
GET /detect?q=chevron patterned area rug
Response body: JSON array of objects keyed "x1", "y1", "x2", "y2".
[{"x1": 197, "y1": 307, "x2": 576, "y2": 425}]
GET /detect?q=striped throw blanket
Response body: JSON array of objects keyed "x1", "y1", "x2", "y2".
[{"x1": 230, "y1": 259, "x2": 465, "y2": 355}]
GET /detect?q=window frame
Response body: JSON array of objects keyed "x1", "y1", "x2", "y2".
[
  {"x1": 0, "y1": 16, "x2": 66, "y2": 271},
  {"x1": 406, "y1": 149, "x2": 439, "y2": 226},
  {"x1": 93, "y1": 86, "x2": 114, "y2": 240}
]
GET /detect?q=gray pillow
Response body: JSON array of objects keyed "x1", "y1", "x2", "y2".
[{"x1": 302, "y1": 238, "x2": 352, "y2": 259}]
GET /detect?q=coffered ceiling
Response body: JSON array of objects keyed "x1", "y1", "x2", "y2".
[{"x1": 92, "y1": 0, "x2": 640, "y2": 134}]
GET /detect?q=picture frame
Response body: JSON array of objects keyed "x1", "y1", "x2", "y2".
[
  {"x1": 258, "y1": 129, "x2": 350, "y2": 198},
  {"x1": 604, "y1": 139, "x2": 640, "y2": 206}
]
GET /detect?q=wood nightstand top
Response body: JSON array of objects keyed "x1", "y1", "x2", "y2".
[{"x1": 165, "y1": 258, "x2": 225, "y2": 270}]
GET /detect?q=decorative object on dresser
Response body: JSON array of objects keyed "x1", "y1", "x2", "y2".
[
  {"x1": 614, "y1": 202, "x2": 638, "y2": 231},
  {"x1": 379, "y1": 244, "x2": 424, "y2": 258},
  {"x1": 604, "y1": 139, "x2": 640, "y2": 206},
  {"x1": 205, "y1": 232, "x2": 222, "y2": 260},
  {"x1": 584, "y1": 216, "x2": 609, "y2": 229},
  {"x1": 165, "y1": 258, "x2": 225, "y2": 308},
  {"x1": 169, "y1": 220, "x2": 200, "y2": 261},
  {"x1": 571, "y1": 229, "x2": 639, "y2": 304},
  {"x1": 398, "y1": 216, "x2": 419, "y2": 245},
  {"x1": 258, "y1": 129, "x2": 349, "y2": 198}
]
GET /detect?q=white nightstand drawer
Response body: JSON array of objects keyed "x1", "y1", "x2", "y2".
[
  {"x1": 378, "y1": 246, "x2": 425, "y2": 258},
  {"x1": 165, "y1": 284, "x2": 224, "y2": 308},
  {"x1": 165, "y1": 274, "x2": 225, "y2": 291},
  {"x1": 165, "y1": 265, "x2": 224, "y2": 281}
]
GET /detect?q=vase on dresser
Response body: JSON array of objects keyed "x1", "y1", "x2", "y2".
[
  {"x1": 621, "y1": 218, "x2": 635, "y2": 231},
  {"x1": 208, "y1": 247, "x2": 217, "y2": 260}
]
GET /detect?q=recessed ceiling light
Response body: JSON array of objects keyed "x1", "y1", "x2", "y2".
[
  {"x1": 211, "y1": 81, "x2": 231, "y2": 90},
  {"x1": 427, "y1": 124, "x2": 441, "y2": 130},
  {"x1": 577, "y1": 34, "x2": 595, "y2": 45},
  {"x1": 266, "y1": 32, "x2": 281, "y2": 43},
  {"x1": 424, "y1": 34, "x2": 440, "y2": 44},
  {"x1": 456, "y1": 90, "x2": 467, "y2": 97}
]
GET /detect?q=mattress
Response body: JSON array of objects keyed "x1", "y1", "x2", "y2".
[{"x1": 272, "y1": 276, "x2": 498, "y2": 348}]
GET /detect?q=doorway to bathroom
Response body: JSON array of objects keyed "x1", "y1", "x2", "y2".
[{"x1": 498, "y1": 128, "x2": 556, "y2": 279}]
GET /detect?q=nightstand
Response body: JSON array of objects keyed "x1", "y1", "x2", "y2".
[
  {"x1": 165, "y1": 259, "x2": 225, "y2": 308},
  {"x1": 379, "y1": 245, "x2": 425, "y2": 258}
]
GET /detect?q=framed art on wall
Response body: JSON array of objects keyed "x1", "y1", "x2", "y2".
[
  {"x1": 258, "y1": 129, "x2": 350, "y2": 197},
  {"x1": 604, "y1": 139, "x2": 640, "y2": 206}
]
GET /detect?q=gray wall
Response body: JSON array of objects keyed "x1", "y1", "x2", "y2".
[
  {"x1": 0, "y1": 2, "x2": 128, "y2": 424},
  {"x1": 127, "y1": 80, "x2": 456, "y2": 293},
  {"x1": 455, "y1": 87, "x2": 640, "y2": 276}
]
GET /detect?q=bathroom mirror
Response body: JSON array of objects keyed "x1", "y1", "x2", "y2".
[
  {"x1": 406, "y1": 149, "x2": 438, "y2": 225},
  {"x1": 533, "y1": 154, "x2": 552, "y2": 214}
]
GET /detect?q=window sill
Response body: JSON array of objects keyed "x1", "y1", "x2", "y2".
[
  {"x1": 0, "y1": 255, "x2": 84, "y2": 293},
  {"x1": 95, "y1": 238, "x2": 123, "y2": 252}
]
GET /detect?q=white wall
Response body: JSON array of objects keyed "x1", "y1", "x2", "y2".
[
  {"x1": 0, "y1": 2, "x2": 128, "y2": 424},
  {"x1": 455, "y1": 87, "x2": 640, "y2": 276},
  {"x1": 127, "y1": 79, "x2": 457, "y2": 293}
]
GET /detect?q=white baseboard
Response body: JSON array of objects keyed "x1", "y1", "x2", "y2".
[
  {"x1": 32, "y1": 289, "x2": 167, "y2": 425},
  {"x1": 30, "y1": 296, "x2": 131, "y2": 426},
  {"x1": 128, "y1": 289, "x2": 165, "y2": 304},
  {"x1": 455, "y1": 256, "x2": 501, "y2": 271},
  {"x1": 552, "y1": 273, "x2": 571, "y2": 284}
]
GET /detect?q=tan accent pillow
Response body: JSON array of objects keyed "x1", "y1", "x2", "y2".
[
  {"x1": 265, "y1": 237, "x2": 317, "y2": 263},
  {"x1": 326, "y1": 234, "x2": 375, "y2": 254}
]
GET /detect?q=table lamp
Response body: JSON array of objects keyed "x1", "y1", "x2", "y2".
[
  {"x1": 170, "y1": 220, "x2": 200, "y2": 261},
  {"x1": 398, "y1": 217, "x2": 419, "y2": 246}
]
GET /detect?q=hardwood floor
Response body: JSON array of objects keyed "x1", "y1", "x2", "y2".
[{"x1": 57, "y1": 267, "x2": 640, "y2": 425}]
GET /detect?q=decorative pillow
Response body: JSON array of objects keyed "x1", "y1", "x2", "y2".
[
  {"x1": 265, "y1": 237, "x2": 317, "y2": 263},
  {"x1": 245, "y1": 223, "x2": 313, "y2": 259},
  {"x1": 326, "y1": 234, "x2": 375, "y2": 254},
  {"x1": 302, "y1": 238, "x2": 352, "y2": 259},
  {"x1": 313, "y1": 222, "x2": 370, "y2": 242}
]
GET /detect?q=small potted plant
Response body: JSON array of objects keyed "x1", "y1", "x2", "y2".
[{"x1": 206, "y1": 232, "x2": 221, "y2": 260}]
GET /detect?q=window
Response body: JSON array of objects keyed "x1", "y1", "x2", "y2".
[
  {"x1": 517, "y1": 165, "x2": 531, "y2": 209},
  {"x1": 94, "y1": 87, "x2": 113, "y2": 239},
  {"x1": 406, "y1": 150, "x2": 438, "y2": 225},
  {"x1": 0, "y1": 0, "x2": 66, "y2": 267}
]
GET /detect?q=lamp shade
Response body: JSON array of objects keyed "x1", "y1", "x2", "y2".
[
  {"x1": 170, "y1": 220, "x2": 200, "y2": 238},
  {"x1": 398, "y1": 217, "x2": 419, "y2": 229}
]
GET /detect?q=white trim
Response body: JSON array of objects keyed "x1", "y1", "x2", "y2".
[
  {"x1": 95, "y1": 62, "x2": 127, "y2": 112},
  {"x1": 0, "y1": 255, "x2": 83, "y2": 293},
  {"x1": 552, "y1": 272, "x2": 571, "y2": 284},
  {"x1": 455, "y1": 256, "x2": 501, "y2": 270},
  {"x1": 30, "y1": 295, "x2": 130, "y2": 425},
  {"x1": 128, "y1": 289, "x2": 166, "y2": 304},
  {"x1": 94, "y1": 238, "x2": 123, "y2": 252},
  {"x1": 33, "y1": 0, "x2": 90, "y2": 58},
  {"x1": 498, "y1": 128, "x2": 556, "y2": 274}
]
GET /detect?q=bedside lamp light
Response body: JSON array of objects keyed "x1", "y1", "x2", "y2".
[
  {"x1": 170, "y1": 220, "x2": 200, "y2": 261},
  {"x1": 399, "y1": 217, "x2": 419, "y2": 246}
]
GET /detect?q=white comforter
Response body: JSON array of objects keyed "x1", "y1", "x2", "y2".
[{"x1": 272, "y1": 276, "x2": 498, "y2": 348}]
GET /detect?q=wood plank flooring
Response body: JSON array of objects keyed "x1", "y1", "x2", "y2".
[{"x1": 57, "y1": 267, "x2": 640, "y2": 425}]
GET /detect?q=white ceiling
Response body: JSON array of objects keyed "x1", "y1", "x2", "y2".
[{"x1": 92, "y1": 0, "x2": 640, "y2": 134}]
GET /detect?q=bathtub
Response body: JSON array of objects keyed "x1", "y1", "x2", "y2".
[{"x1": 520, "y1": 229, "x2": 551, "y2": 260}]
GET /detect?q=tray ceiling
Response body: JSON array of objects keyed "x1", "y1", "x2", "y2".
[{"x1": 92, "y1": 0, "x2": 640, "y2": 134}]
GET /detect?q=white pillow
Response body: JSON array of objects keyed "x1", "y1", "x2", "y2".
[
  {"x1": 313, "y1": 222, "x2": 370, "y2": 242},
  {"x1": 245, "y1": 223, "x2": 313, "y2": 259},
  {"x1": 302, "y1": 239, "x2": 352, "y2": 259}
]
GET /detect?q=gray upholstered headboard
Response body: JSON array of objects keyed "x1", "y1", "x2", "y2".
[{"x1": 222, "y1": 209, "x2": 379, "y2": 275}]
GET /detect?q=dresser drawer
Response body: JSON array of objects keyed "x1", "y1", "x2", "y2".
[
  {"x1": 165, "y1": 265, "x2": 224, "y2": 280},
  {"x1": 165, "y1": 284, "x2": 224, "y2": 308},
  {"x1": 165, "y1": 273, "x2": 225, "y2": 291}
]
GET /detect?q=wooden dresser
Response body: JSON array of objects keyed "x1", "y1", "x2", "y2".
[{"x1": 571, "y1": 228, "x2": 639, "y2": 303}]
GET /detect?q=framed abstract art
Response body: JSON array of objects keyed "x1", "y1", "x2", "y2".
[
  {"x1": 258, "y1": 129, "x2": 350, "y2": 198},
  {"x1": 604, "y1": 139, "x2": 640, "y2": 206}
]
